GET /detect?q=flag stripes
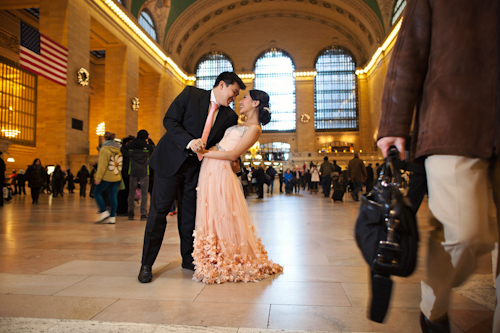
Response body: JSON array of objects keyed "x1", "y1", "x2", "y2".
[{"x1": 19, "y1": 21, "x2": 68, "y2": 86}]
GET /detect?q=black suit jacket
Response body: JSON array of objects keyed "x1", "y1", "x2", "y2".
[{"x1": 149, "y1": 86, "x2": 238, "y2": 177}]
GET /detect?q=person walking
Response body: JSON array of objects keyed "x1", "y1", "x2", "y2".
[
  {"x1": 138, "y1": 72, "x2": 246, "y2": 283},
  {"x1": 76, "y1": 166, "x2": 90, "y2": 198},
  {"x1": 278, "y1": 169, "x2": 284, "y2": 193},
  {"x1": 8, "y1": 170, "x2": 17, "y2": 195},
  {"x1": 309, "y1": 165, "x2": 320, "y2": 194},
  {"x1": 365, "y1": 163, "x2": 374, "y2": 193},
  {"x1": 376, "y1": 1, "x2": 499, "y2": 331},
  {"x1": 347, "y1": 152, "x2": 366, "y2": 201},
  {"x1": 284, "y1": 168, "x2": 293, "y2": 194},
  {"x1": 117, "y1": 136, "x2": 133, "y2": 216},
  {"x1": 266, "y1": 165, "x2": 276, "y2": 194},
  {"x1": 127, "y1": 130, "x2": 153, "y2": 221},
  {"x1": 94, "y1": 131, "x2": 123, "y2": 224},
  {"x1": 319, "y1": 156, "x2": 334, "y2": 197},
  {"x1": 89, "y1": 161, "x2": 97, "y2": 198},
  {"x1": 253, "y1": 165, "x2": 266, "y2": 199},
  {"x1": 51, "y1": 165, "x2": 65, "y2": 197},
  {"x1": 66, "y1": 169, "x2": 75, "y2": 193},
  {"x1": 17, "y1": 169, "x2": 26, "y2": 195},
  {"x1": 26, "y1": 158, "x2": 44, "y2": 204}
]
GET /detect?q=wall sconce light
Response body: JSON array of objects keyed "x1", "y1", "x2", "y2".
[{"x1": 96, "y1": 122, "x2": 106, "y2": 136}]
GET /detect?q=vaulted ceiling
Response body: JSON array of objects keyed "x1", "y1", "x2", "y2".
[{"x1": 132, "y1": 0, "x2": 396, "y2": 73}]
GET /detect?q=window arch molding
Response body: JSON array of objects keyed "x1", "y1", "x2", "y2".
[
  {"x1": 253, "y1": 48, "x2": 296, "y2": 132},
  {"x1": 138, "y1": 8, "x2": 158, "y2": 41},
  {"x1": 391, "y1": 0, "x2": 407, "y2": 26},
  {"x1": 194, "y1": 51, "x2": 234, "y2": 90},
  {"x1": 252, "y1": 48, "x2": 296, "y2": 71},
  {"x1": 314, "y1": 45, "x2": 359, "y2": 132}
]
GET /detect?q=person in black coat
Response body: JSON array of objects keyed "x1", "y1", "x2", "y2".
[
  {"x1": 76, "y1": 166, "x2": 90, "y2": 197},
  {"x1": 147, "y1": 137, "x2": 156, "y2": 195},
  {"x1": 117, "y1": 136, "x2": 134, "y2": 215},
  {"x1": 17, "y1": 169, "x2": 26, "y2": 195},
  {"x1": 51, "y1": 165, "x2": 65, "y2": 197},
  {"x1": 66, "y1": 169, "x2": 75, "y2": 193},
  {"x1": 89, "y1": 161, "x2": 97, "y2": 198},
  {"x1": 127, "y1": 130, "x2": 153, "y2": 221},
  {"x1": 365, "y1": 163, "x2": 374, "y2": 193},
  {"x1": 138, "y1": 72, "x2": 246, "y2": 283},
  {"x1": 253, "y1": 166, "x2": 266, "y2": 198},
  {"x1": 26, "y1": 158, "x2": 45, "y2": 204}
]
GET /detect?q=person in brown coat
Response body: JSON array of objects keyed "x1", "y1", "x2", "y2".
[
  {"x1": 347, "y1": 152, "x2": 366, "y2": 201},
  {"x1": 376, "y1": 1, "x2": 499, "y2": 331}
]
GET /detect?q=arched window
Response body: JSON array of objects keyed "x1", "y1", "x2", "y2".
[
  {"x1": 314, "y1": 47, "x2": 358, "y2": 131},
  {"x1": 195, "y1": 52, "x2": 234, "y2": 90},
  {"x1": 139, "y1": 10, "x2": 157, "y2": 41},
  {"x1": 254, "y1": 49, "x2": 295, "y2": 132},
  {"x1": 391, "y1": 0, "x2": 406, "y2": 25}
]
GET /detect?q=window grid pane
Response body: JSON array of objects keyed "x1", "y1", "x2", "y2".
[
  {"x1": 314, "y1": 48, "x2": 358, "y2": 131},
  {"x1": 0, "y1": 57, "x2": 37, "y2": 146},
  {"x1": 391, "y1": 0, "x2": 407, "y2": 25},
  {"x1": 139, "y1": 11, "x2": 157, "y2": 41},
  {"x1": 195, "y1": 53, "x2": 234, "y2": 91},
  {"x1": 254, "y1": 49, "x2": 295, "y2": 132}
]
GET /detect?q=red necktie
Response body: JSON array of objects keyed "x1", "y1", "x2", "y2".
[{"x1": 198, "y1": 101, "x2": 219, "y2": 161}]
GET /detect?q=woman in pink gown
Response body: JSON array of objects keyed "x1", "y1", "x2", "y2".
[{"x1": 193, "y1": 90, "x2": 283, "y2": 284}]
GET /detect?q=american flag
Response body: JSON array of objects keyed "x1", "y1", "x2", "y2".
[{"x1": 19, "y1": 21, "x2": 67, "y2": 86}]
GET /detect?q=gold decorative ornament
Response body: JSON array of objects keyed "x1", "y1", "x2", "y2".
[
  {"x1": 76, "y1": 68, "x2": 89, "y2": 86},
  {"x1": 131, "y1": 97, "x2": 140, "y2": 111},
  {"x1": 300, "y1": 113, "x2": 311, "y2": 123}
]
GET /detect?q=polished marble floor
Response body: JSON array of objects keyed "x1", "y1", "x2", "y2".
[{"x1": 0, "y1": 188, "x2": 495, "y2": 332}]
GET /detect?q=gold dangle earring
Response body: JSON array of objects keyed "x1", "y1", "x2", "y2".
[{"x1": 238, "y1": 114, "x2": 248, "y2": 124}]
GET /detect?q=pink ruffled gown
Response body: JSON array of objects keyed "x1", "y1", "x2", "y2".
[{"x1": 192, "y1": 125, "x2": 283, "y2": 284}]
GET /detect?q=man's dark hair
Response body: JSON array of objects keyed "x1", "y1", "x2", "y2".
[
  {"x1": 333, "y1": 159, "x2": 337, "y2": 164},
  {"x1": 214, "y1": 72, "x2": 246, "y2": 90},
  {"x1": 324, "y1": 156, "x2": 328, "y2": 161}
]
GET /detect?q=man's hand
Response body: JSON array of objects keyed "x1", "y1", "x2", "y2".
[
  {"x1": 94, "y1": 180, "x2": 100, "y2": 185},
  {"x1": 189, "y1": 138, "x2": 206, "y2": 153},
  {"x1": 377, "y1": 136, "x2": 406, "y2": 160},
  {"x1": 230, "y1": 160, "x2": 241, "y2": 174}
]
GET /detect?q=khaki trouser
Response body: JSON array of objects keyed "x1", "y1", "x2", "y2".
[{"x1": 421, "y1": 155, "x2": 499, "y2": 327}]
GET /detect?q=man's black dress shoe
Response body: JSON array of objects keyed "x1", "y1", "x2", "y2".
[
  {"x1": 181, "y1": 262, "x2": 195, "y2": 271},
  {"x1": 420, "y1": 312, "x2": 450, "y2": 333},
  {"x1": 138, "y1": 265, "x2": 153, "y2": 283}
]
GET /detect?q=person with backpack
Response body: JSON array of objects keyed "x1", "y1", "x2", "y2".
[
  {"x1": 127, "y1": 130, "x2": 153, "y2": 221},
  {"x1": 94, "y1": 131, "x2": 123, "y2": 224},
  {"x1": 266, "y1": 165, "x2": 277, "y2": 194}
]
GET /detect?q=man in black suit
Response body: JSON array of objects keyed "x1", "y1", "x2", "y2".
[{"x1": 138, "y1": 72, "x2": 246, "y2": 283}]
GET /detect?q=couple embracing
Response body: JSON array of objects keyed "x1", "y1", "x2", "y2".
[{"x1": 138, "y1": 72, "x2": 282, "y2": 284}]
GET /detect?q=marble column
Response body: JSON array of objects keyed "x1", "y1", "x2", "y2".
[
  {"x1": 104, "y1": 45, "x2": 139, "y2": 139},
  {"x1": 294, "y1": 73, "x2": 316, "y2": 152},
  {"x1": 37, "y1": 0, "x2": 90, "y2": 167}
]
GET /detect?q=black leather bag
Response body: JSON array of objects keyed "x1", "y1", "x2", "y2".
[{"x1": 354, "y1": 147, "x2": 418, "y2": 323}]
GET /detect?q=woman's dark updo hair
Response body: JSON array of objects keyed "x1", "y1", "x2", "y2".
[{"x1": 249, "y1": 89, "x2": 271, "y2": 125}]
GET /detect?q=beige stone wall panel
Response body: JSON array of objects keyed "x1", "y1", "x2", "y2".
[{"x1": 89, "y1": 59, "x2": 105, "y2": 155}]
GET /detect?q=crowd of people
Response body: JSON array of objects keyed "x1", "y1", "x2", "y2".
[
  {"x1": 1, "y1": 146, "x2": 382, "y2": 207},
  {"x1": 0, "y1": 129, "x2": 156, "y2": 221},
  {"x1": 238, "y1": 154, "x2": 379, "y2": 201}
]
